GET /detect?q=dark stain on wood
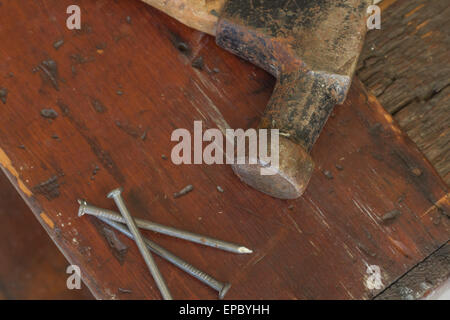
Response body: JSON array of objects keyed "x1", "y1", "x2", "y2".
[
  {"x1": 192, "y1": 56, "x2": 204, "y2": 70},
  {"x1": 35, "y1": 59, "x2": 60, "y2": 91},
  {"x1": 115, "y1": 121, "x2": 141, "y2": 139},
  {"x1": 53, "y1": 39, "x2": 64, "y2": 50},
  {"x1": 32, "y1": 175, "x2": 60, "y2": 200},
  {"x1": 382, "y1": 209, "x2": 401, "y2": 222},
  {"x1": 357, "y1": 242, "x2": 377, "y2": 258},
  {"x1": 0, "y1": 87, "x2": 7, "y2": 104},
  {"x1": 91, "y1": 98, "x2": 107, "y2": 113},
  {"x1": 74, "y1": 23, "x2": 93, "y2": 36},
  {"x1": 90, "y1": 164, "x2": 100, "y2": 181},
  {"x1": 169, "y1": 30, "x2": 191, "y2": 56},
  {"x1": 100, "y1": 226, "x2": 128, "y2": 264},
  {"x1": 56, "y1": 100, "x2": 125, "y2": 184}
]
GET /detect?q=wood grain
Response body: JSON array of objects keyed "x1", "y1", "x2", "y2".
[
  {"x1": 0, "y1": 0, "x2": 448, "y2": 299},
  {"x1": 358, "y1": 0, "x2": 450, "y2": 184},
  {"x1": 140, "y1": 0, "x2": 224, "y2": 35},
  {"x1": 377, "y1": 242, "x2": 449, "y2": 299}
]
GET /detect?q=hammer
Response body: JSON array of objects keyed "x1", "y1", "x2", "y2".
[{"x1": 141, "y1": 0, "x2": 370, "y2": 199}]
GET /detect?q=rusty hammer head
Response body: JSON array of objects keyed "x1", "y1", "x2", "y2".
[{"x1": 216, "y1": 0, "x2": 370, "y2": 199}]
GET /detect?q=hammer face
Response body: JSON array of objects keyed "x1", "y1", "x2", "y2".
[{"x1": 232, "y1": 136, "x2": 314, "y2": 200}]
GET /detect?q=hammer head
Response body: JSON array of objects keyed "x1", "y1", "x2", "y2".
[
  {"x1": 216, "y1": 0, "x2": 369, "y2": 199},
  {"x1": 217, "y1": 0, "x2": 369, "y2": 85}
]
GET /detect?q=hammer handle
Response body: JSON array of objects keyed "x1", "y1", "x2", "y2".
[{"x1": 140, "y1": 0, "x2": 225, "y2": 35}]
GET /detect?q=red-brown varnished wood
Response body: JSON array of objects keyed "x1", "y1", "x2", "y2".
[{"x1": 0, "y1": 0, "x2": 448, "y2": 299}]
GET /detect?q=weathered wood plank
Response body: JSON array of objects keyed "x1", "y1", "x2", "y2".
[
  {"x1": 377, "y1": 242, "x2": 449, "y2": 300},
  {"x1": 358, "y1": 0, "x2": 450, "y2": 300},
  {"x1": 0, "y1": 0, "x2": 448, "y2": 299},
  {"x1": 358, "y1": 0, "x2": 450, "y2": 184}
]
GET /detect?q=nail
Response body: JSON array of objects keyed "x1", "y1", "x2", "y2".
[
  {"x1": 99, "y1": 216, "x2": 231, "y2": 299},
  {"x1": 78, "y1": 200, "x2": 252, "y2": 255},
  {"x1": 107, "y1": 188, "x2": 172, "y2": 300}
]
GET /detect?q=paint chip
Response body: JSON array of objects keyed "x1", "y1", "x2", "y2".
[
  {"x1": 365, "y1": 265, "x2": 383, "y2": 290},
  {"x1": 40, "y1": 212, "x2": 55, "y2": 229}
]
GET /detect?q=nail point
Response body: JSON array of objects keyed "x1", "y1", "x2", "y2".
[{"x1": 238, "y1": 247, "x2": 253, "y2": 254}]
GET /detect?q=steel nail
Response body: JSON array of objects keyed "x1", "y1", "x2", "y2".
[
  {"x1": 107, "y1": 188, "x2": 172, "y2": 300},
  {"x1": 98, "y1": 216, "x2": 231, "y2": 299},
  {"x1": 78, "y1": 200, "x2": 252, "y2": 255}
]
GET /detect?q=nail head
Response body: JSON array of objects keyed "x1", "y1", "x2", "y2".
[
  {"x1": 107, "y1": 187, "x2": 123, "y2": 199},
  {"x1": 219, "y1": 283, "x2": 231, "y2": 300}
]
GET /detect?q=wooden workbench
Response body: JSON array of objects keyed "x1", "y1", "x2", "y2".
[{"x1": 0, "y1": 0, "x2": 448, "y2": 299}]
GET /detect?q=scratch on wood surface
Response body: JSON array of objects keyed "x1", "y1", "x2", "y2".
[
  {"x1": 190, "y1": 32, "x2": 207, "y2": 58},
  {"x1": 387, "y1": 235, "x2": 415, "y2": 258},
  {"x1": 191, "y1": 101, "x2": 208, "y2": 121},
  {"x1": 251, "y1": 252, "x2": 268, "y2": 267},
  {"x1": 304, "y1": 196, "x2": 331, "y2": 229},
  {"x1": 415, "y1": 19, "x2": 430, "y2": 31},
  {"x1": 342, "y1": 243, "x2": 355, "y2": 260},
  {"x1": 240, "y1": 227, "x2": 287, "y2": 274},
  {"x1": 192, "y1": 81, "x2": 230, "y2": 133},
  {"x1": 340, "y1": 281, "x2": 356, "y2": 299},
  {"x1": 195, "y1": 67, "x2": 229, "y2": 101},
  {"x1": 421, "y1": 31, "x2": 433, "y2": 39},
  {"x1": 420, "y1": 193, "x2": 449, "y2": 218},
  {"x1": 0, "y1": 147, "x2": 32, "y2": 197},
  {"x1": 379, "y1": 111, "x2": 404, "y2": 136},
  {"x1": 236, "y1": 205, "x2": 299, "y2": 233},
  {"x1": 286, "y1": 214, "x2": 303, "y2": 235},
  {"x1": 309, "y1": 240, "x2": 321, "y2": 253},
  {"x1": 367, "y1": 94, "x2": 405, "y2": 136},
  {"x1": 404, "y1": 4, "x2": 425, "y2": 18},
  {"x1": 352, "y1": 197, "x2": 382, "y2": 228},
  {"x1": 40, "y1": 212, "x2": 55, "y2": 229}
]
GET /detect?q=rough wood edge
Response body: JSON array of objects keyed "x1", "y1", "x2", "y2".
[{"x1": 376, "y1": 242, "x2": 450, "y2": 300}]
